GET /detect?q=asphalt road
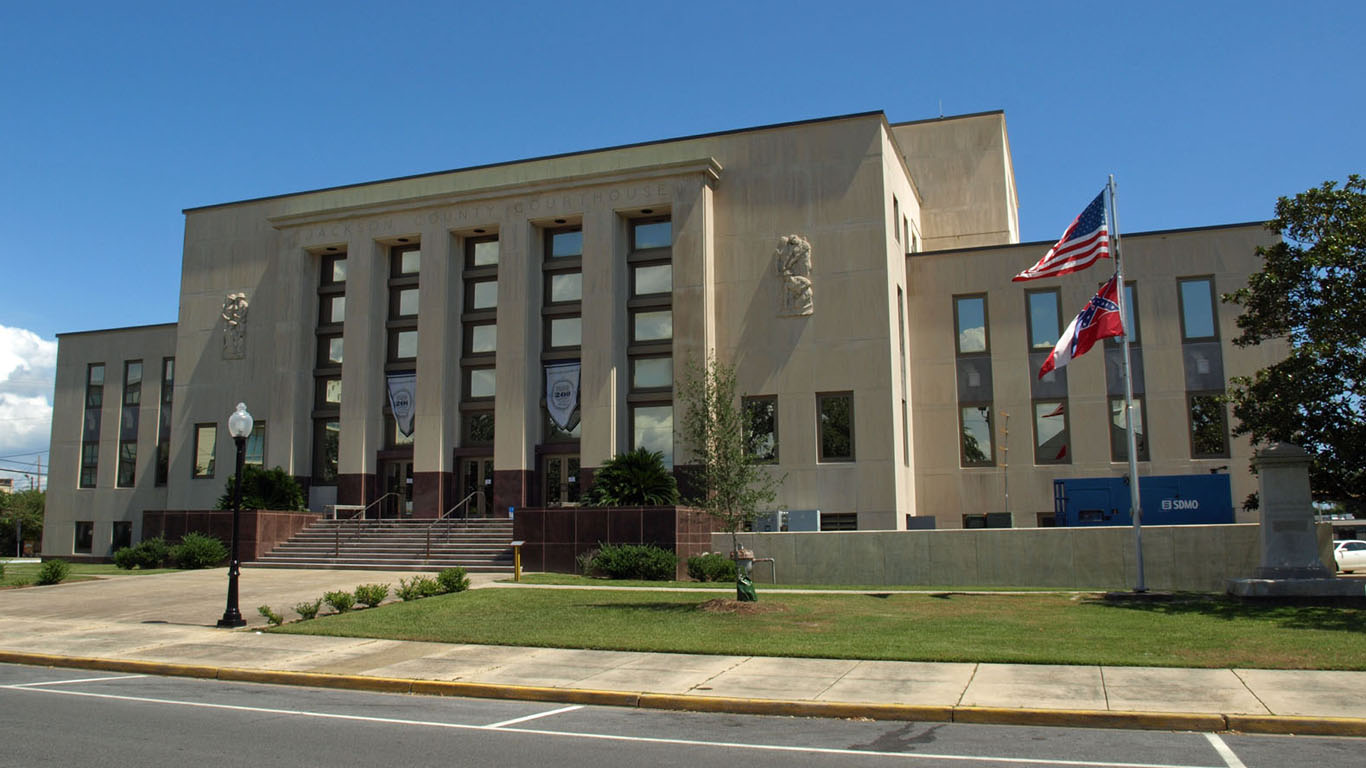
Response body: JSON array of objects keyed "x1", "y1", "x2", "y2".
[{"x1": 0, "y1": 663, "x2": 1357, "y2": 768}]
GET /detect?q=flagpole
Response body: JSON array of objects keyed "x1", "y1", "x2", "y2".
[{"x1": 1109, "y1": 174, "x2": 1146, "y2": 593}]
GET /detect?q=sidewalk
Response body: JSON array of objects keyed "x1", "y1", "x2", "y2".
[{"x1": 2, "y1": 568, "x2": 1363, "y2": 736}]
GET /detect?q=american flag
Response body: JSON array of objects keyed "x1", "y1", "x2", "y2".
[{"x1": 1013, "y1": 191, "x2": 1111, "y2": 282}]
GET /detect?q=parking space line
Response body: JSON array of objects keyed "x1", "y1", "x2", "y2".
[
  {"x1": 1202, "y1": 734, "x2": 1247, "y2": 768},
  {"x1": 10, "y1": 674, "x2": 146, "y2": 688},
  {"x1": 0, "y1": 682, "x2": 1224, "y2": 768},
  {"x1": 484, "y1": 704, "x2": 583, "y2": 729}
]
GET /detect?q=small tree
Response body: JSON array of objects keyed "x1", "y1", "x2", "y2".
[
  {"x1": 216, "y1": 465, "x2": 306, "y2": 511},
  {"x1": 677, "y1": 356, "x2": 783, "y2": 558},
  {"x1": 0, "y1": 489, "x2": 43, "y2": 557}
]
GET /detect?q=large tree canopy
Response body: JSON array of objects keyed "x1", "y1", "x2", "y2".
[{"x1": 1223, "y1": 175, "x2": 1366, "y2": 513}]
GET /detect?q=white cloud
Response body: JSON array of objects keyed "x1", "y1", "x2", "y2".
[{"x1": 0, "y1": 325, "x2": 57, "y2": 486}]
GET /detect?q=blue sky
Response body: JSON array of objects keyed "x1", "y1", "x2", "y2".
[{"x1": 0, "y1": 0, "x2": 1362, "y2": 484}]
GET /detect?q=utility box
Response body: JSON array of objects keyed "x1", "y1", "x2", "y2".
[{"x1": 1053, "y1": 474, "x2": 1234, "y2": 527}]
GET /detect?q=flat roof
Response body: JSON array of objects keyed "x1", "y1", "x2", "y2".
[
  {"x1": 57, "y1": 322, "x2": 177, "y2": 338},
  {"x1": 912, "y1": 220, "x2": 1271, "y2": 258},
  {"x1": 183, "y1": 110, "x2": 895, "y2": 214}
]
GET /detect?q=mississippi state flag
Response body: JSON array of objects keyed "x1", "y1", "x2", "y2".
[
  {"x1": 1014, "y1": 191, "x2": 1110, "y2": 281},
  {"x1": 1039, "y1": 275, "x2": 1125, "y2": 379}
]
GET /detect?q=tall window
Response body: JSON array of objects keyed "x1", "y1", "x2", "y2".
[
  {"x1": 245, "y1": 421, "x2": 266, "y2": 467},
  {"x1": 1105, "y1": 282, "x2": 1147, "y2": 461},
  {"x1": 1110, "y1": 396, "x2": 1149, "y2": 461},
  {"x1": 313, "y1": 250, "x2": 345, "y2": 483},
  {"x1": 1026, "y1": 289, "x2": 1069, "y2": 464},
  {"x1": 80, "y1": 363, "x2": 104, "y2": 488},
  {"x1": 817, "y1": 392, "x2": 854, "y2": 462},
  {"x1": 462, "y1": 235, "x2": 499, "y2": 446},
  {"x1": 627, "y1": 217, "x2": 673, "y2": 465},
  {"x1": 74, "y1": 521, "x2": 93, "y2": 554},
  {"x1": 743, "y1": 395, "x2": 778, "y2": 463},
  {"x1": 897, "y1": 288, "x2": 909, "y2": 467},
  {"x1": 385, "y1": 243, "x2": 420, "y2": 447},
  {"x1": 193, "y1": 424, "x2": 216, "y2": 478},
  {"x1": 155, "y1": 357, "x2": 173, "y2": 485},
  {"x1": 1179, "y1": 276, "x2": 1228, "y2": 458},
  {"x1": 539, "y1": 225, "x2": 583, "y2": 444},
  {"x1": 1178, "y1": 277, "x2": 1218, "y2": 342},
  {"x1": 116, "y1": 360, "x2": 142, "y2": 487},
  {"x1": 954, "y1": 294, "x2": 994, "y2": 467}
]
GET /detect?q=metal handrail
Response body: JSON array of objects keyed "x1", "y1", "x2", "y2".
[
  {"x1": 425, "y1": 491, "x2": 481, "y2": 559},
  {"x1": 334, "y1": 492, "x2": 402, "y2": 556}
]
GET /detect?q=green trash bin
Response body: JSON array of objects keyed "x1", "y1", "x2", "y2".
[{"x1": 736, "y1": 575, "x2": 757, "y2": 602}]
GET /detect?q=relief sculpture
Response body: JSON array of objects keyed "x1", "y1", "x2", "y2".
[
  {"x1": 221, "y1": 292, "x2": 249, "y2": 359},
  {"x1": 775, "y1": 234, "x2": 813, "y2": 316}
]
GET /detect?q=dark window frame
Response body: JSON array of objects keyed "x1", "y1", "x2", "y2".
[
  {"x1": 742, "y1": 395, "x2": 779, "y2": 464},
  {"x1": 1177, "y1": 276, "x2": 1219, "y2": 342},
  {"x1": 193, "y1": 423, "x2": 216, "y2": 479},
  {"x1": 959, "y1": 402, "x2": 995, "y2": 468},
  {"x1": 816, "y1": 391, "x2": 855, "y2": 463},
  {"x1": 1187, "y1": 390, "x2": 1230, "y2": 458},
  {"x1": 1031, "y1": 398, "x2": 1071, "y2": 466},
  {"x1": 1025, "y1": 288, "x2": 1063, "y2": 351},
  {"x1": 953, "y1": 293, "x2": 991, "y2": 355}
]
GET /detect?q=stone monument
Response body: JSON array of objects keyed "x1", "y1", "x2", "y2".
[
  {"x1": 775, "y1": 234, "x2": 813, "y2": 316},
  {"x1": 1227, "y1": 443, "x2": 1363, "y2": 597}
]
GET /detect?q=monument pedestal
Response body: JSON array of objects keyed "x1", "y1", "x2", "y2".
[{"x1": 1226, "y1": 444, "x2": 1360, "y2": 597}]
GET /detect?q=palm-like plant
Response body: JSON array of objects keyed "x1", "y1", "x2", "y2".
[{"x1": 581, "y1": 448, "x2": 679, "y2": 507}]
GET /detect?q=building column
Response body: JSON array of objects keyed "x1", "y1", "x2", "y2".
[
  {"x1": 413, "y1": 223, "x2": 453, "y2": 518},
  {"x1": 671, "y1": 175, "x2": 717, "y2": 483},
  {"x1": 337, "y1": 234, "x2": 385, "y2": 507},
  {"x1": 492, "y1": 215, "x2": 534, "y2": 510},
  {"x1": 578, "y1": 206, "x2": 622, "y2": 471}
]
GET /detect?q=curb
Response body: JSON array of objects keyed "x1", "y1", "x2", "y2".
[{"x1": 3, "y1": 651, "x2": 1364, "y2": 738}]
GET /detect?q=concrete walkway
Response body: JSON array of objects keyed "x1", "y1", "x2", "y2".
[{"x1": 2, "y1": 568, "x2": 1363, "y2": 736}]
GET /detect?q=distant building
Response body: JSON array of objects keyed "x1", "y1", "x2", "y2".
[
  {"x1": 0, "y1": 478, "x2": 12, "y2": 494},
  {"x1": 42, "y1": 110, "x2": 1282, "y2": 559}
]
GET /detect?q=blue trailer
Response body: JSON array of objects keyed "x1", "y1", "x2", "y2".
[{"x1": 1052, "y1": 474, "x2": 1234, "y2": 527}]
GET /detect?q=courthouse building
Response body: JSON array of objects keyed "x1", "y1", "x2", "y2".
[{"x1": 43, "y1": 110, "x2": 1282, "y2": 558}]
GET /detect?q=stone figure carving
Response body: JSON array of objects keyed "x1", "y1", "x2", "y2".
[
  {"x1": 775, "y1": 234, "x2": 813, "y2": 316},
  {"x1": 221, "y1": 292, "x2": 249, "y2": 359}
]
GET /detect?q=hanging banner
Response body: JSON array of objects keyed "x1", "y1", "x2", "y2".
[
  {"x1": 545, "y1": 362, "x2": 581, "y2": 430},
  {"x1": 386, "y1": 372, "x2": 417, "y2": 437}
]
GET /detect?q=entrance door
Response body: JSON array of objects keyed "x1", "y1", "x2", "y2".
[
  {"x1": 460, "y1": 457, "x2": 494, "y2": 517},
  {"x1": 543, "y1": 455, "x2": 581, "y2": 507},
  {"x1": 380, "y1": 459, "x2": 414, "y2": 518}
]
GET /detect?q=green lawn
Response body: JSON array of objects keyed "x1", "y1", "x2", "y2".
[
  {"x1": 0, "y1": 562, "x2": 180, "y2": 588},
  {"x1": 271, "y1": 587, "x2": 1366, "y2": 670},
  {"x1": 506, "y1": 574, "x2": 1066, "y2": 591}
]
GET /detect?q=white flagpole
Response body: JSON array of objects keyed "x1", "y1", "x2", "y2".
[{"x1": 1109, "y1": 174, "x2": 1146, "y2": 593}]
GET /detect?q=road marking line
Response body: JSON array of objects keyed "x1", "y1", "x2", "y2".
[
  {"x1": 484, "y1": 704, "x2": 583, "y2": 729},
  {"x1": 0, "y1": 683, "x2": 1222, "y2": 768},
  {"x1": 10, "y1": 674, "x2": 146, "y2": 688},
  {"x1": 1202, "y1": 733, "x2": 1247, "y2": 768}
]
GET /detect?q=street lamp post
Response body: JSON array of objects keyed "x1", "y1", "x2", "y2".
[{"x1": 217, "y1": 402, "x2": 253, "y2": 628}]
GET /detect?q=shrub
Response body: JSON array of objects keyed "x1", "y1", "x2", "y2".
[
  {"x1": 354, "y1": 583, "x2": 390, "y2": 608},
  {"x1": 112, "y1": 546, "x2": 137, "y2": 570},
  {"x1": 131, "y1": 537, "x2": 170, "y2": 569},
  {"x1": 436, "y1": 567, "x2": 470, "y2": 594},
  {"x1": 589, "y1": 542, "x2": 678, "y2": 581},
  {"x1": 576, "y1": 548, "x2": 600, "y2": 577},
  {"x1": 397, "y1": 575, "x2": 441, "y2": 600},
  {"x1": 294, "y1": 598, "x2": 322, "y2": 620},
  {"x1": 0, "y1": 561, "x2": 5, "y2": 578},
  {"x1": 581, "y1": 448, "x2": 679, "y2": 507},
  {"x1": 216, "y1": 465, "x2": 306, "y2": 511},
  {"x1": 323, "y1": 590, "x2": 355, "y2": 613},
  {"x1": 36, "y1": 559, "x2": 70, "y2": 585},
  {"x1": 171, "y1": 532, "x2": 229, "y2": 569},
  {"x1": 687, "y1": 552, "x2": 737, "y2": 582},
  {"x1": 257, "y1": 605, "x2": 283, "y2": 626}
]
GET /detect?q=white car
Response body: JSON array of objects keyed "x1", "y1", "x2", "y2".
[{"x1": 1334, "y1": 540, "x2": 1366, "y2": 573}]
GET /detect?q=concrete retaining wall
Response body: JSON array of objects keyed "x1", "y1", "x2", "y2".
[{"x1": 713, "y1": 524, "x2": 1321, "y2": 592}]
